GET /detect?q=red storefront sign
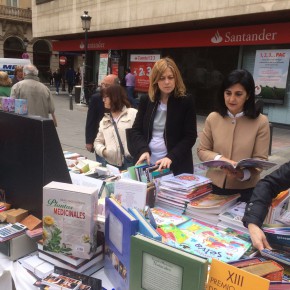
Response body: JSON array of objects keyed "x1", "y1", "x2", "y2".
[
  {"x1": 129, "y1": 54, "x2": 160, "y2": 92},
  {"x1": 53, "y1": 22, "x2": 290, "y2": 52}
]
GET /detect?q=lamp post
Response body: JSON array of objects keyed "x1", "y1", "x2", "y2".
[{"x1": 81, "y1": 11, "x2": 91, "y2": 104}]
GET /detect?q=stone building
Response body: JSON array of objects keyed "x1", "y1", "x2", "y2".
[{"x1": 32, "y1": 0, "x2": 290, "y2": 124}]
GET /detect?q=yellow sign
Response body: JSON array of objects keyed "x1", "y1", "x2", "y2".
[{"x1": 207, "y1": 259, "x2": 270, "y2": 290}]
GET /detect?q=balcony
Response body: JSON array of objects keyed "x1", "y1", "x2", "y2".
[{"x1": 0, "y1": 5, "x2": 32, "y2": 23}]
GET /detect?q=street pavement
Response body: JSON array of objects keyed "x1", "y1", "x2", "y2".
[{"x1": 52, "y1": 87, "x2": 290, "y2": 178}]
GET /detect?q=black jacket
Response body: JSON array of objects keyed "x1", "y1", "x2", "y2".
[
  {"x1": 129, "y1": 94, "x2": 197, "y2": 175},
  {"x1": 242, "y1": 161, "x2": 290, "y2": 228},
  {"x1": 85, "y1": 90, "x2": 104, "y2": 144}
]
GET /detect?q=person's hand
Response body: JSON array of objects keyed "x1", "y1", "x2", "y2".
[
  {"x1": 222, "y1": 167, "x2": 244, "y2": 179},
  {"x1": 86, "y1": 143, "x2": 94, "y2": 153},
  {"x1": 136, "y1": 152, "x2": 150, "y2": 165},
  {"x1": 248, "y1": 223, "x2": 272, "y2": 251},
  {"x1": 155, "y1": 157, "x2": 172, "y2": 171},
  {"x1": 219, "y1": 157, "x2": 244, "y2": 179}
]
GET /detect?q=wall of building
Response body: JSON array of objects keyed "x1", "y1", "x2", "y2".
[{"x1": 32, "y1": 0, "x2": 290, "y2": 38}]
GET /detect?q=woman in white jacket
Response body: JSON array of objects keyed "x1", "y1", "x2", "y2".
[{"x1": 94, "y1": 84, "x2": 137, "y2": 169}]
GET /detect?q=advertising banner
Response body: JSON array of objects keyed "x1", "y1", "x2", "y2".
[
  {"x1": 253, "y1": 49, "x2": 290, "y2": 104},
  {"x1": 98, "y1": 53, "x2": 109, "y2": 86},
  {"x1": 129, "y1": 54, "x2": 160, "y2": 92}
]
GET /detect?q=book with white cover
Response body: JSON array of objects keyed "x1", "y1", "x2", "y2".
[
  {"x1": 218, "y1": 201, "x2": 246, "y2": 227},
  {"x1": 113, "y1": 179, "x2": 147, "y2": 212},
  {"x1": 43, "y1": 181, "x2": 99, "y2": 259},
  {"x1": 18, "y1": 253, "x2": 54, "y2": 279}
]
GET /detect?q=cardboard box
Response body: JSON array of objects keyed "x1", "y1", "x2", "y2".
[
  {"x1": 0, "y1": 209, "x2": 16, "y2": 222},
  {"x1": 1, "y1": 97, "x2": 15, "y2": 112},
  {"x1": 43, "y1": 181, "x2": 99, "y2": 259},
  {"x1": 6, "y1": 208, "x2": 28, "y2": 223},
  {"x1": 14, "y1": 98, "x2": 28, "y2": 115},
  {"x1": 21, "y1": 214, "x2": 42, "y2": 230}
]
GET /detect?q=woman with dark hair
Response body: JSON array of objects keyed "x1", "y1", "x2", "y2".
[
  {"x1": 11, "y1": 66, "x2": 24, "y2": 86},
  {"x1": 129, "y1": 57, "x2": 197, "y2": 175},
  {"x1": 94, "y1": 84, "x2": 137, "y2": 169},
  {"x1": 197, "y1": 69, "x2": 270, "y2": 202}
]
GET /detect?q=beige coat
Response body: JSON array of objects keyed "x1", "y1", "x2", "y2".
[
  {"x1": 197, "y1": 112, "x2": 270, "y2": 189},
  {"x1": 10, "y1": 75, "x2": 55, "y2": 118},
  {"x1": 94, "y1": 106, "x2": 137, "y2": 166}
]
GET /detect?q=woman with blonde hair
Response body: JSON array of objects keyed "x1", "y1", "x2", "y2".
[
  {"x1": 129, "y1": 57, "x2": 197, "y2": 175},
  {"x1": 0, "y1": 71, "x2": 12, "y2": 96}
]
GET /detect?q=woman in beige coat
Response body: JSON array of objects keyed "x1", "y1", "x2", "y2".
[
  {"x1": 94, "y1": 85, "x2": 137, "y2": 169},
  {"x1": 197, "y1": 69, "x2": 270, "y2": 202}
]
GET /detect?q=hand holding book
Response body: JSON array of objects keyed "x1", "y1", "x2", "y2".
[{"x1": 198, "y1": 158, "x2": 277, "y2": 171}]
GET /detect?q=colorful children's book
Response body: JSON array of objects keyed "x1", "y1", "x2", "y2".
[
  {"x1": 147, "y1": 207, "x2": 190, "y2": 228},
  {"x1": 158, "y1": 219, "x2": 251, "y2": 263},
  {"x1": 104, "y1": 197, "x2": 138, "y2": 290},
  {"x1": 160, "y1": 173, "x2": 211, "y2": 191},
  {"x1": 187, "y1": 193, "x2": 240, "y2": 214},
  {"x1": 130, "y1": 234, "x2": 208, "y2": 290},
  {"x1": 128, "y1": 208, "x2": 162, "y2": 241}
]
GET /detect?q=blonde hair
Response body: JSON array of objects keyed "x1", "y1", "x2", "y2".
[
  {"x1": 0, "y1": 71, "x2": 12, "y2": 87},
  {"x1": 148, "y1": 57, "x2": 186, "y2": 102}
]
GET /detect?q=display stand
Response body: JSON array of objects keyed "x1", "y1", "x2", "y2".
[{"x1": 0, "y1": 111, "x2": 71, "y2": 219}]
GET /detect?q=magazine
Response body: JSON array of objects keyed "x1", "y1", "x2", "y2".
[{"x1": 198, "y1": 158, "x2": 277, "y2": 171}]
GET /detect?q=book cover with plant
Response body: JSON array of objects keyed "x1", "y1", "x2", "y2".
[{"x1": 43, "y1": 181, "x2": 100, "y2": 259}]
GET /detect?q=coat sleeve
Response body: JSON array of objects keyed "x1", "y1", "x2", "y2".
[
  {"x1": 242, "y1": 161, "x2": 290, "y2": 228},
  {"x1": 85, "y1": 92, "x2": 104, "y2": 144},
  {"x1": 94, "y1": 123, "x2": 106, "y2": 157},
  {"x1": 166, "y1": 96, "x2": 197, "y2": 163},
  {"x1": 129, "y1": 95, "x2": 151, "y2": 158}
]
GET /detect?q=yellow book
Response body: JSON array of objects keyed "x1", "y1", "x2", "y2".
[{"x1": 206, "y1": 259, "x2": 270, "y2": 290}]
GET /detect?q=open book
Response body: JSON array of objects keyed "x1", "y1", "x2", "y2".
[{"x1": 198, "y1": 158, "x2": 277, "y2": 171}]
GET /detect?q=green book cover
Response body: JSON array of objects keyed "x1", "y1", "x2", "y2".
[{"x1": 130, "y1": 234, "x2": 208, "y2": 290}]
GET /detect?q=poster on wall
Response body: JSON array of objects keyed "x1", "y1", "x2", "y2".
[
  {"x1": 253, "y1": 49, "x2": 290, "y2": 104},
  {"x1": 98, "y1": 53, "x2": 109, "y2": 86},
  {"x1": 129, "y1": 54, "x2": 160, "y2": 92}
]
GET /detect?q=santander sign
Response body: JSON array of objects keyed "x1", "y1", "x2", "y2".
[{"x1": 211, "y1": 29, "x2": 277, "y2": 44}]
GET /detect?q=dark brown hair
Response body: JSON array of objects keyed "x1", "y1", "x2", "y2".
[{"x1": 104, "y1": 84, "x2": 131, "y2": 112}]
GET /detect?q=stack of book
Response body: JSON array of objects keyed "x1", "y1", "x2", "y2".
[
  {"x1": 37, "y1": 240, "x2": 104, "y2": 275},
  {"x1": 264, "y1": 190, "x2": 290, "y2": 224},
  {"x1": 218, "y1": 201, "x2": 249, "y2": 233},
  {"x1": 185, "y1": 192, "x2": 240, "y2": 226},
  {"x1": 156, "y1": 173, "x2": 212, "y2": 211}
]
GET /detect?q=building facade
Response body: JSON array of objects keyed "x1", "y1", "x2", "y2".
[
  {"x1": 0, "y1": 0, "x2": 53, "y2": 81},
  {"x1": 32, "y1": 0, "x2": 290, "y2": 124}
]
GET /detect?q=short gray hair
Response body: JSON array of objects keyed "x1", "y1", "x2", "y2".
[{"x1": 23, "y1": 64, "x2": 39, "y2": 76}]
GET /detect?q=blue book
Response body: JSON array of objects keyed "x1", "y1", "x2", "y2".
[
  {"x1": 128, "y1": 208, "x2": 162, "y2": 241},
  {"x1": 104, "y1": 197, "x2": 138, "y2": 290}
]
